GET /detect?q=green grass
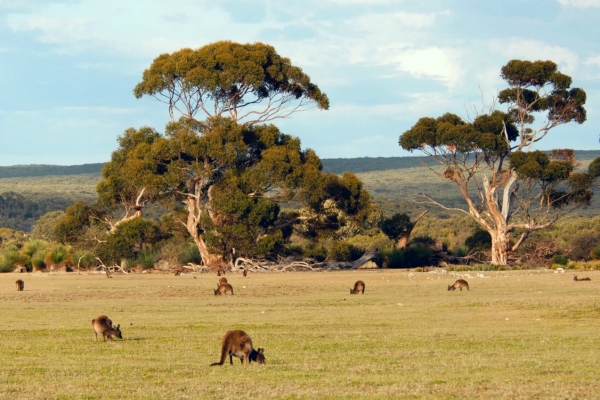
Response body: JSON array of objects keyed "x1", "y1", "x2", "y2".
[{"x1": 1, "y1": 270, "x2": 600, "y2": 399}]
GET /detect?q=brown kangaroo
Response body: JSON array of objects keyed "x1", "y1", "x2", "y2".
[
  {"x1": 92, "y1": 315, "x2": 123, "y2": 341},
  {"x1": 448, "y1": 279, "x2": 469, "y2": 291},
  {"x1": 574, "y1": 275, "x2": 591, "y2": 281},
  {"x1": 210, "y1": 330, "x2": 265, "y2": 366},
  {"x1": 214, "y1": 283, "x2": 234, "y2": 295},
  {"x1": 217, "y1": 267, "x2": 226, "y2": 276},
  {"x1": 350, "y1": 280, "x2": 365, "y2": 294},
  {"x1": 15, "y1": 279, "x2": 24, "y2": 291},
  {"x1": 243, "y1": 269, "x2": 247, "y2": 277},
  {"x1": 218, "y1": 277, "x2": 228, "y2": 286}
]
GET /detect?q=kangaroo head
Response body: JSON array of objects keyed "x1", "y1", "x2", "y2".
[
  {"x1": 113, "y1": 324, "x2": 123, "y2": 339},
  {"x1": 574, "y1": 275, "x2": 578, "y2": 281},
  {"x1": 253, "y1": 348, "x2": 266, "y2": 364},
  {"x1": 447, "y1": 285, "x2": 453, "y2": 291}
]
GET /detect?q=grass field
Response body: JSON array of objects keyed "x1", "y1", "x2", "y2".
[{"x1": 1, "y1": 270, "x2": 599, "y2": 399}]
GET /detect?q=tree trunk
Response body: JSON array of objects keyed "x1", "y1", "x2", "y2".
[{"x1": 489, "y1": 227, "x2": 510, "y2": 265}]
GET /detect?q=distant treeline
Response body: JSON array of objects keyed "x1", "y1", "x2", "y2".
[
  {"x1": 0, "y1": 192, "x2": 71, "y2": 232},
  {"x1": 0, "y1": 163, "x2": 105, "y2": 178},
  {"x1": 321, "y1": 150, "x2": 600, "y2": 174},
  {"x1": 2, "y1": 151, "x2": 600, "y2": 178}
]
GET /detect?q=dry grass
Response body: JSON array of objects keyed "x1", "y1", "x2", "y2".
[{"x1": 1, "y1": 269, "x2": 600, "y2": 399}]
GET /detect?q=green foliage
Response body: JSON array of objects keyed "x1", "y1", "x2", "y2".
[
  {"x1": 179, "y1": 244, "x2": 202, "y2": 265},
  {"x1": 552, "y1": 255, "x2": 569, "y2": 265},
  {"x1": 72, "y1": 250, "x2": 95, "y2": 269},
  {"x1": 0, "y1": 192, "x2": 70, "y2": 232},
  {"x1": 31, "y1": 211, "x2": 65, "y2": 241},
  {"x1": 135, "y1": 249, "x2": 156, "y2": 269},
  {"x1": 43, "y1": 246, "x2": 72, "y2": 268},
  {"x1": 96, "y1": 218, "x2": 166, "y2": 265},
  {"x1": 380, "y1": 213, "x2": 411, "y2": 240},
  {"x1": 134, "y1": 41, "x2": 329, "y2": 124},
  {"x1": 328, "y1": 241, "x2": 364, "y2": 262},
  {"x1": 568, "y1": 232, "x2": 600, "y2": 261},
  {"x1": 383, "y1": 244, "x2": 433, "y2": 268},
  {"x1": 303, "y1": 244, "x2": 327, "y2": 262},
  {"x1": 0, "y1": 247, "x2": 29, "y2": 272},
  {"x1": 399, "y1": 111, "x2": 516, "y2": 154},
  {"x1": 465, "y1": 228, "x2": 492, "y2": 251},
  {"x1": 53, "y1": 201, "x2": 96, "y2": 244}
]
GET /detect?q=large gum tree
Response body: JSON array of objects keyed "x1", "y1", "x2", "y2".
[
  {"x1": 95, "y1": 41, "x2": 373, "y2": 267},
  {"x1": 400, "y1": 60, "x2": 600, "y2": 265}
]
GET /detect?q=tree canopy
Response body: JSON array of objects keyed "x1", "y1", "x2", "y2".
[{"x1": 133, "y1": 41, "x2": 329, "y2": 125}]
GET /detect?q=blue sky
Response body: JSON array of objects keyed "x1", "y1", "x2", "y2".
[{"x1": 1, "y1": 0, "x2": 600, "y2": 166}]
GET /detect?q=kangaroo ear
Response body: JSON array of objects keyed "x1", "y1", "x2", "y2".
[
  {"x1": 258, "y1": 348, "x2": 264, "y2": 354},
  {"x1": 116, "y1": 324, "x2": 120, "y2": 330}
]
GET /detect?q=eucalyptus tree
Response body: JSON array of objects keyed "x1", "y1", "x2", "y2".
[
  {"x1": 399, "y1": 60, "x2": 599, "y2": 265},
  {"x1": 133, "y1": 41, "x2": 329, "y2": 125},
  {"x1": 91, "y1": 41, "x2": 373, "y2": 266}
]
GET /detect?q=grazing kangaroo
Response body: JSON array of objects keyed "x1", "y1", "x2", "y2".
[
  {"x1": 448, "y1": 279, "x2": 469, "y2": 291},
  {"x1": 574, "y1": 275, "x2": 591, "y2": 281},
  {"x1": 217, "y1": 267, "x2": 226, "y2": 276},
  {"x1": 15, "y1": 279, "x2": 24, "y2": 291},
  {"x1": 243, "y1": 269, "x2": 247, "y2": 277},
  {"x1": 350, "y1": 280, "x2": 365, "y2": 294},
  {"x1": 218, "y1": 277, "x2": 228, "y2": 286},
  {"x1": 92, "y1": 315, "x2": 123, "y2": 341},
  {"x1": 106, "y1": 269, "x2": 112, "y2": 278},
  {"x1": 214, "y1": 283, "x2": 234, "y2": 295},
  {"x1": 210, "y1": 330, "x2": 265, "y2": 366}
]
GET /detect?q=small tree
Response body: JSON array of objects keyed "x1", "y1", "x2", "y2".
[
  {"x1": 399, "y1": 60, "x2": 599, "y2": 265},
  {"x1": 380, "y1": 211, "x2": 427, "y2": 249}
]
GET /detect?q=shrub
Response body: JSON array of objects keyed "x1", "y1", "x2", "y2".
[
  {"x1": 72, "y1": 250, "x2": 95, "y2": 270},
  {"x1": 328, "y1": 241, "x2": 364, "y2": 262},
  {"x1": 31, "y1": 250, "x2": 47, "y2": 271},
  {"x1": 303, "y1": 244, "x2": 327, "y2": 262},
  {"x1": 552, "y1": 254, "x2": 569, "y2": 266},
  {"x1": 383, "y1": 243, "x2": 433, "y2": 268},
  {"x1": 591, "y1": 244, "x2": 600, "y2": 260},
  {"x1": 0, "y1": 248, "x2": 29, "y2": 272},
  {"x1": 465, "y1": 228, "x2": 491, "y2": 251},
  {"x1": 569, "y1": 233, "x2": 600, "y2": 261},
  {"x1": 136, "y1": 249, "x2": 156, "y2": 269},
  {"x1": 44, "y1": 246, "x2": 72, "y2": 269},
  {"x1": 179, "y1": 244, "x2": 202, "y2": 265},
  {"x1": 453, "y1": 245, "x2": 470, "y2": 257},
  {"x1": 281, "y1": 244, "x2": 303, "y2": 258}
]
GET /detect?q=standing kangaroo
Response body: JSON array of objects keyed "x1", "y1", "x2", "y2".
[
  {"x1": 15, "y1": 279, "x2": 24, "y2": 291},
  {"x1": 350, "y1": 280, "x2": 365, "y2": 294},
  {"x1": 218, "y1": 277, "x2": 228, "y2": 286},
  {"x1": 243, "y1": 269, "x2": 247, "y2": 277},
  {"x1": 210, "y1": 330, "x2": 265, "y2": 366},
  {"x1": 92, "y1": 315, "x2": 123, "y2": 341},
  {"x1": 448, "y1": 279, "x2": 469, "y2": 291},
  {"x1": 574, "y1": 275, "x2": 591, "y2": 281},
  {"x1": 214, "y1": 283, "x2": 234, "y2": 295}
]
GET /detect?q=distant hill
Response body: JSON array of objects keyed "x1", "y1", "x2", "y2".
[
  {"x1": 2, "y1": 150, "x2": 599, "y2": 178},
  {"x1": 0, "y1": 163, "x2": 105, "y2": 179},
  {"x1": 321, "y1": 150, "x2": 600, "y2": 174}
]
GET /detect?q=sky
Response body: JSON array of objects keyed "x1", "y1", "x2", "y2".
[{"x1": 1, "y1": 0, "x2": 600, "y2": 166}]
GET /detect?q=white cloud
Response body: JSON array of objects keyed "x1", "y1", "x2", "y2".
[
  {"x1": 488, "y1": 38, "x2": 579, "y2": 74},
  {"x1": 557, "y1": 0, "x2": 600, "y2": 7},
  {"x1": 5, "y1": 0, "x2": 261, "y2": 57}
]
